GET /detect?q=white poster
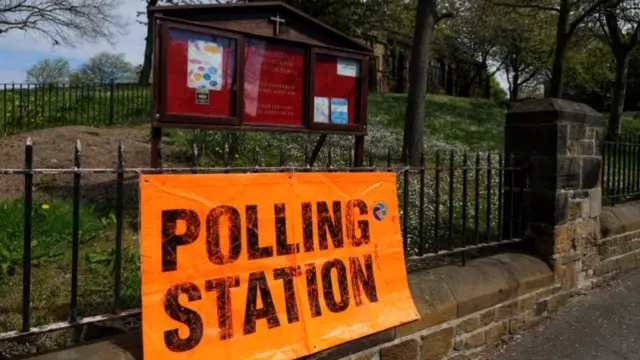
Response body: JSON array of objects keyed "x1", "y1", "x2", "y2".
[
  {"x1": 337, "y1": 57, "x2": 360, "y2": 78},
  {"x1": 187, "y1": 40, "x2": 223, "y2": 90},
  {"x1": 314, "y1": 97, "x2": 329, "y2": 123},
  {"x1": 330, "y1": 98, "x2": 348, "y2": 124}
]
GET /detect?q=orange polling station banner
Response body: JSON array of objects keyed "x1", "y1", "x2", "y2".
[{"x1": 139, "y1": 172, "x2": 419, "y2": 360}]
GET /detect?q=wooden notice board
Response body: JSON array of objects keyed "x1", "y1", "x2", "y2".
[{"x1": 149, "y1": 2, "x2": 375, "y2": 167}]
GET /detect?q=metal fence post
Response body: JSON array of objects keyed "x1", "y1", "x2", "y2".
[
  {"x1": 70, "y1": 140, "x2": 82, "y2": 322},
  {"x1": 22, "y1": 137, "x2": 33, "y2": 332},
  {"x1": 109, "y1": 79, "x2": 115, "y2": 125}
]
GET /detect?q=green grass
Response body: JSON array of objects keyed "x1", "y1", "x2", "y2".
[
  {"x1": 369, "y1": 93, "x2": 507, "y2": 150},
  {"x1": 0, "y1": 199, "x2": 140, "y2": 334},
  {"x1": 617, "y1": 114, "x2": 640, "y2": 134}
]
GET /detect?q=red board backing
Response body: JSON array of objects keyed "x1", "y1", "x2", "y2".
[
  {"x1": 243, "y1": 38, "x2": 305, "y2": 126},
  {"x1": 313, "y1": 54, "x2": 361, "y2": 125},
  {"x1": 165, "y1": 28, "x2": 237, "y2": 117}
]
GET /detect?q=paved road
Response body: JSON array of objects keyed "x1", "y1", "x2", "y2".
[{"x1": 489, "y1": 271, "x2": 640, "y2": 360}]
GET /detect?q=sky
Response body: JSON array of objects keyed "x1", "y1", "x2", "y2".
[{"x1": 0, "y1": 0, "x2": 146, "y2": 83}]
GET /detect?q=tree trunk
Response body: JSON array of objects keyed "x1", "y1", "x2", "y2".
[
  {"x1": 138, "y1": 9, "x2": 156, "y2": 85},
  {"x1": 609, "y1": 53, "x2": 630, "y2": 137},
  {"x1": 510, "y1": 70, "x2": 520, "y2": 101},
  {"x1": 403, "y1": 0, "x2": 437, "y2": 166},
  {"x1": 548, "y1": 1, "x2": 570, "y2": 98}
]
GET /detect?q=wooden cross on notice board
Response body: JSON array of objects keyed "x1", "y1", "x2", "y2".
[{"x1": 270, "y1": 13, "x2": 286, "y2": 36}]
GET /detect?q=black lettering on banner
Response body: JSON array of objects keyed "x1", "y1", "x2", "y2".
[
  {"x1": 206, "y1": 206, "x2": 242, "y2": 265},
  {"x1": 273, "y1": 266, "x2": 301, "y2": 324},
  {"x1": 345, "y1": 200, "x2": 370, "y2": 247},
  {"x1": 275, "y1": 204, "x2": 299, "y2": 255},
  {"x1": 321, "y1": 259, "x2": 350, "y2": 313},
  {"x1": 349, "y1": 255, "x2": 379, "y2": 306},
  {"x1": 243, "y1": 271, "x2": 281, "y2": 335},
  {"x1": 302, "y1": 202, "x2": 314, "y2": 252},
  {"x1": 305, "y1": 263, "x2": 322, "y2": 317},
  {"x1": 246, "y1": 205, "x2": 274, "y2": 260},
  {"x1": 163, "y1": 282, "x2": 203, "y2": 352},
  {"x1": 317, "y1": 201, "x2": 344, "y2": 250},
  {"x1": 205, "y1": 276, "x2": 241, "y2": 341},
  {"x1": 161, "y1": 209, "x2": 200, "y2": 272}
]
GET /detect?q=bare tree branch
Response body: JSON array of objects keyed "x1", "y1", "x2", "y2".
[
  {"x1": 493, "y1": 1, "x2": 561, "y2": 13},
  {"x1": 436, "y1": 11, "x2": 454, "y2": 22},
  {"x1": 568, "y1": 0, "x2": 624, "y2": 38},
  {"x1": 0, "y1": 0, "x2": 125, "y2": 46}
]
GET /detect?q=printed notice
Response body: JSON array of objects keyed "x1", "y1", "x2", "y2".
[
  {"x1": 314, "y1": 97, "x2": 329, "y2": 123},
  {"x1": 337, "y1": 57, "x2": 360, "y2": 78},
  {"x1": 331, "y1": 98, "x2": 348, "y2": 124},
  {"x1": 188, "y1": 40, "x2": 223, "y2": 90}
]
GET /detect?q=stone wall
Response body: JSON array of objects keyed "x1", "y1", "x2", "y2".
[
  {"x1": 320, "y1": 253, "x2": 561, "y2": 360},
  {"x1": 596, "y1": 201, "x2": 640, "y2": 285}
]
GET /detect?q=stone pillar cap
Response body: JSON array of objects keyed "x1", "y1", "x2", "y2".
[{"x1": 507, "y1": 98, "x2": 603, "y2": 126}]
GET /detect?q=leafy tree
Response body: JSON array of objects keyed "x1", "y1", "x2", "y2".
[
  {"x1": 25, "y1": 58, "x2": 71, "y2": 85},
  {"x1": 562, "y1": 33, "x2": 615, "y2": 108},
  {"x1": 496, "y1": 6, "x2": 555, "y2": 100},
  {"x1": 598, "y1": 0, "x2": 640, "y2": 136},
  {"x1": 0, "y1": 0, "x2": 124, "y2": 46},
  {"x1": 446, "y1": 0, "x2": 504, "y2": 73},
  {"x1": 73, "y1": 52, "x2": 135, "y2": 84},
  {"x1": 496, "y1": 0, "x2": 620, "y2": 98}
]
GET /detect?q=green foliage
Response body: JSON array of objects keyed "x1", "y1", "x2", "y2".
[
  {"x1": 26, "y1": 58, "x2": 71, "y2": 85},
  {"x1": 565, "y1": 37, "x2": 615, "y2": 97},
  {"x1": 489, "y1": 75, "x2": 507, "y2": 105},
  {"x1": 72, "y1": 52, "x2": 137, "y2": 84}
]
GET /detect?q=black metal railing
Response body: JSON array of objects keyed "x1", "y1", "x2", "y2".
[
  {"x1": 0, "y1": 82, "x2": 151, "y2": 135},
  {"x1": 0, "y1": 140, "x2": 527, "y2": 347},
  {"x1": 603, "y1": 134, "x2": 640, "y2": 205}
]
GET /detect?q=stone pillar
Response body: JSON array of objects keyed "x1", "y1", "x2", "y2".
[{"x1": 505, "y1": 99, "x2": 604, "y2": 292}]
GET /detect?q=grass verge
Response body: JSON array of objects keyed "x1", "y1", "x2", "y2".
[{"x1": 0, "y1": 198, "x2": 140, "y2": 334}]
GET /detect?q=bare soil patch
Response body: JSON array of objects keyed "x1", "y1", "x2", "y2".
[{"x1": 0, "y1": 125, "x2": 185, "y2": 208}]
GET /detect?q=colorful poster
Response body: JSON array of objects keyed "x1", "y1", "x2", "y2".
[
  {"x1": 314, "y1": 96, "x2": 329, "y2": 123},
  {"x1": 187, "y1": 40, "x2": 223, "y2": 90},
  {"x1": 139, "y1": 172, "x2": 419, "y2": 360},
  {"x1": 330, "y1": 98, "x2": 348, "y2": 124}
]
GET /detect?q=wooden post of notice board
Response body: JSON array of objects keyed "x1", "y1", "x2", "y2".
[
  {"x1": 150, "y1": 126, "x2": 162, "y2": 168},
  {"x1": 149, "y1": 1, "x2": 373, "y2": 168}
]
